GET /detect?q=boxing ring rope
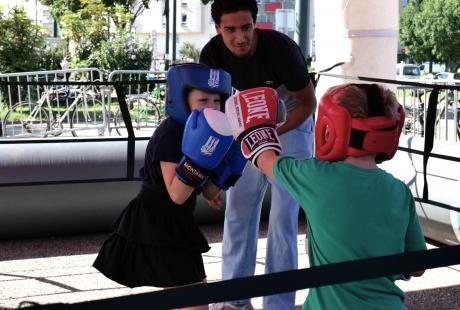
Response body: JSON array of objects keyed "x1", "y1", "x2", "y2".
[{"x1": 24, "y1": 245, "x2": 460, "y2": 309}]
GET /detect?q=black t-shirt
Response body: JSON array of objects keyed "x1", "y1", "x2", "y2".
[
  {"x1": 141, "y1": 117, "x2": 184, "y2": 194},
  {"x1": 200, "y1": 29, "x2": 310, "y2": 92},
  {"x1": 114, "y1": 117, "x2": 206, "y2": 250}
]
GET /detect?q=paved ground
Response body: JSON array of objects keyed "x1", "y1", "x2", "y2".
[{"x1": 0, "y1": 219, "x2": 459, "y2": 310}]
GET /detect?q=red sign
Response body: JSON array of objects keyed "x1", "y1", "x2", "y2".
[
  {"x1": 256, "y1": 22, "x2": 273, "y2": 29},
  {"x1": 265, "y1": 2, "x2": 282, "y2": 12}
]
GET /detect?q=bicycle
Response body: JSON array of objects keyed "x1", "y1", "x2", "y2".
[
  {"x1": 112, "y1": 85, "x2": 165, "y2": 136},
  {"x1": 2, "y1": 83, "x2": 105, "y2": 138}
]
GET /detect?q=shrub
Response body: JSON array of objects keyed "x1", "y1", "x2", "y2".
[{"x1": 87, "y1": 32, "x2": 153, "y2": 78}]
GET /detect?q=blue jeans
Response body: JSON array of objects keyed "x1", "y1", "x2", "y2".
[{"x1": 222, "y1": 117, "x2": 314, "y2": 310}]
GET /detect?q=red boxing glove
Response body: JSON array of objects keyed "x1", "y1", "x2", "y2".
[{"x1": 225, "y1": 87, "x2": 283, "y2": 166}]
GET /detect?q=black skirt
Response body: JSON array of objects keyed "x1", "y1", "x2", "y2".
[{"x1": 93, "y1": 189, "x2": 210, "y2": 288}]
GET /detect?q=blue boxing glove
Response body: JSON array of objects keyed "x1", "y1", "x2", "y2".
[
  {"x1": 211, "y1": 141, "x2": 248, "y2": 190},
  {"x1": 176, "y1": 108, "x2": 233, "y2": 187}
]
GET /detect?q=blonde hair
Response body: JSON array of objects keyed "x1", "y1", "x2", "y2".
[{"x1": 324, "y1": 84, "x2": 401, "y2": 121}]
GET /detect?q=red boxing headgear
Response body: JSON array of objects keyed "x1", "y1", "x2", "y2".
[{"x1": 315, "y1": 84, "x2": 405, "y2": 163}]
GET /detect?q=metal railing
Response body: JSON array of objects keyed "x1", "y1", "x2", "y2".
[
  {"x1": 3, "y1": 69, "x2": 458, "y2": 142},
  {"x1": 397, "y1": 84, "x2": 459, "y2": 142},
  {"x1": 0, "y1": 68, "x2": 106, "y2": 138},
  {"x1": 106, "y1": 70, "x2": 166, "y2": 136}
]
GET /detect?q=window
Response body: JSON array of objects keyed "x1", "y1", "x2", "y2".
[
  {"x1": 181, "y1": 0, "x2": 187, "y2": 6},
  {"x1": 181, "y1": 14, "x2": 187, "y2": 25}
]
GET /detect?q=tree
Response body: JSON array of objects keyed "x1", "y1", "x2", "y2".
[
  {"x1": 399, "y1": 0, "x2": 432, "y2": 64},
  {"x1": 400, "y1": 0, "x2": 460, "y2": 72},
  {"x1": 0, "y1": 7, "x2": 47, "y2": 73},
  {"x1": 422, "y1": 0, "x2": 460, "y2": 71},
  {"x1": 39, "y1": 0, "x2": 83, "y2": 20},
  {"x1": 39, "y1": 0, "x2": 155, "y2": 67},
  {"x1": 87, "y1": 31, "x2": 153, "y2": 77},
  {"x1": 41, "y1": 0, "x2": 153, "y2": 33},
  {"x1": 101, "y1": 0, "x2": 151, "y2": 31},
  {"x1": 178, "y1": 42, "x2": 201, "y2": 62},
  {"x1": 60, "y1": 0, "x2": 110, "y2": 62}
]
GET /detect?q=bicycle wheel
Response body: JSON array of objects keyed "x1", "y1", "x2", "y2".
[
  {"x1": 3, "y1": 103, "x2": 49, "y2": 137},
  {"x1": 70, "y1": 98, "x2": 106, "y2": 137},
  {"x1": 114, "y1": 97, "x2": 162, "y2": 136}
]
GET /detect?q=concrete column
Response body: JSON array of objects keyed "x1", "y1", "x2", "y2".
[{"x1": 314, "y1": 0, "x2": 399, "y2": 96}]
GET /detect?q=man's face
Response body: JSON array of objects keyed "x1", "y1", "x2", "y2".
[{"x1": 215, "y1": 10, "x2": 257, "y2": 58}]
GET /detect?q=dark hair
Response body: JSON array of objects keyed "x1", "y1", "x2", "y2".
[{"x1": 211, "y1": 0, "x2": 258, "y2": 24}]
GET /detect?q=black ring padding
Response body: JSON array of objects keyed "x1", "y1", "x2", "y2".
[
  {"x1": 114, "y1": 85, "x2": 135, "y2": 180},
  {"x1": 422, "y1": 87, "x2": 440, "y2": 201},
  {"x1": 0, "y1": 80, "x2": 166, "y2": 86},
  {"x1": 0, "y1": 136, "x2": 150, "y2": 144},
  {"x1": 0, "y1": 137, "x2": 149, "y2": 187},
  {"x1": 0, "y1": 178, "x2": 141, "y2": 188},
  {"x1": 25, "y1": 245, "x2": 460, "y2": 310}
]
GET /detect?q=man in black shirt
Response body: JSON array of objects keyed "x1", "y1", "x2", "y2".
[{"x1": 200, "y1": 1, "x2": 316, "y2": 309}]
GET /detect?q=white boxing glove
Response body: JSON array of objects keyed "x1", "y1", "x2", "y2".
[{"x1": 225, "y1": 87, "x2": 284, "y2": 166}]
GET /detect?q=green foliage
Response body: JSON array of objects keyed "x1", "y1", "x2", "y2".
[
  {"x1": 178, "y1": 42, "x2": 201, "y2": 62},
  {"x1": 60, "y1": 0, "x2": 110, "y2": 62},
  {"x1": 41, "y1": 0, "x2": 152, "y2": 34},
  {"x1": 400, "y1": 0, "x2": 460, "y2": 71},
  {"x1": 399, "y1": 0, "x2": 429, "y2": 63},
  {"x1": 101, "y1": 0, "x2": 151, "y2": 31},
  {"x1": 87, "y1": 32, "x2": 153, "y2": 77},
  {"x1": 0, "y1": 7, "x2": 49, "y2": 73},
  {"x1": 40, "y1": 0, "x2": 154, "y2": 68},
  {"x1": 422, "y1": 0, "x2": 460, "y2": 71},
  {"x1": 39, "y1": 43, "x2": 68, "y2": 70},
  {"x1": 39, "y1": 0, "x2": 82, "y2": 20}
]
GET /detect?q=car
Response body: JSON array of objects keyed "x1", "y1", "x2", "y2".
[
  {"x1": 433, "y1": 72, "x2": 460, "y2": 84},
  {"x1": 396, "y1": 63, "x2": 422, "y2": 81}
]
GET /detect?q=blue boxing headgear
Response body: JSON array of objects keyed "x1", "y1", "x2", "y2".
[{"x1": 165, "y1": 63, "x2": 232, "y2": 125}]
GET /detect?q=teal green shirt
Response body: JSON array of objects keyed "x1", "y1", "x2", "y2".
[{"x1": 273, "y1": 158, "x2": 427, "y2": 310}]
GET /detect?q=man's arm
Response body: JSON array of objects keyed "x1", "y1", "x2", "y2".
[{"x1": 276, "y1": 81, "x2": 316, "y2": 135}]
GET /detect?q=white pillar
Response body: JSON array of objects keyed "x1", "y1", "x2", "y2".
[{"x1": 314, "y1": 0, "x2": 399, "y2": 96}]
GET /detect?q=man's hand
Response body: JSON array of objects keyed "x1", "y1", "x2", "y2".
[
  {"x1": 206, "y1": 194, "x2": 223, "y2": 210},
  {"x1": 276, "y1": 81, "x2": 316, "y2": 135}
]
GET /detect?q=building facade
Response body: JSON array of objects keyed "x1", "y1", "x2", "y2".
[
  {"x1": 134, "y1": 0, "x2": 311, "y2": 62},
  {"x1": 1, "y1": 0, "x2": 413, "y2": 67},
  {"x1": 0, "y1": 0, "x2": 56, "y2": 37}
]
